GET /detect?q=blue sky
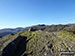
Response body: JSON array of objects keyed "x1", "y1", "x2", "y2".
[{"x1": 0, "y1": 0, "x2": 75, "y2": 29}]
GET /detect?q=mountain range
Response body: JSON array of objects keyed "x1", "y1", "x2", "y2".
[
  {"x1": 0, "y1": 24, "x2": 75, "y2": 56},
  {"x1": 0, "y1": 27, "x2": 24, "y2": 37}
]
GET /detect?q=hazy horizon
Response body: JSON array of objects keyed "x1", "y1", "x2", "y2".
[{"x1": 0, "y1": 23, "x2": 75, "y2": 29}]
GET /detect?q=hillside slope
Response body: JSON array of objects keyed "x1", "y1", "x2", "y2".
[{"x1": 0, "y1": 30, "x2": 75, "y2": 56}]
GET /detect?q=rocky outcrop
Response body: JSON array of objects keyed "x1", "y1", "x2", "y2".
[{"x1": 1, "y1": 30, "x2": 75, "y2": 56}]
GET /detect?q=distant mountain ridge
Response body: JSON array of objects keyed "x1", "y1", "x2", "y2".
[
  {"x1": 0, "y1": 24, "x2": 75, "y2": 37},
  {"x1": 0, "y1": 27, "x2": 24, "y2": 37}
]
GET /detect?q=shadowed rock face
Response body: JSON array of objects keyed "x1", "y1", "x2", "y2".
[{"x1": 2, "y1": 36, "x2": 28, "y2": 56}]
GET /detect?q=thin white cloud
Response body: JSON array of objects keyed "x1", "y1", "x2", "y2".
[{"x1": 0, "y1": 26, "x2": 16, "y2": 29}]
